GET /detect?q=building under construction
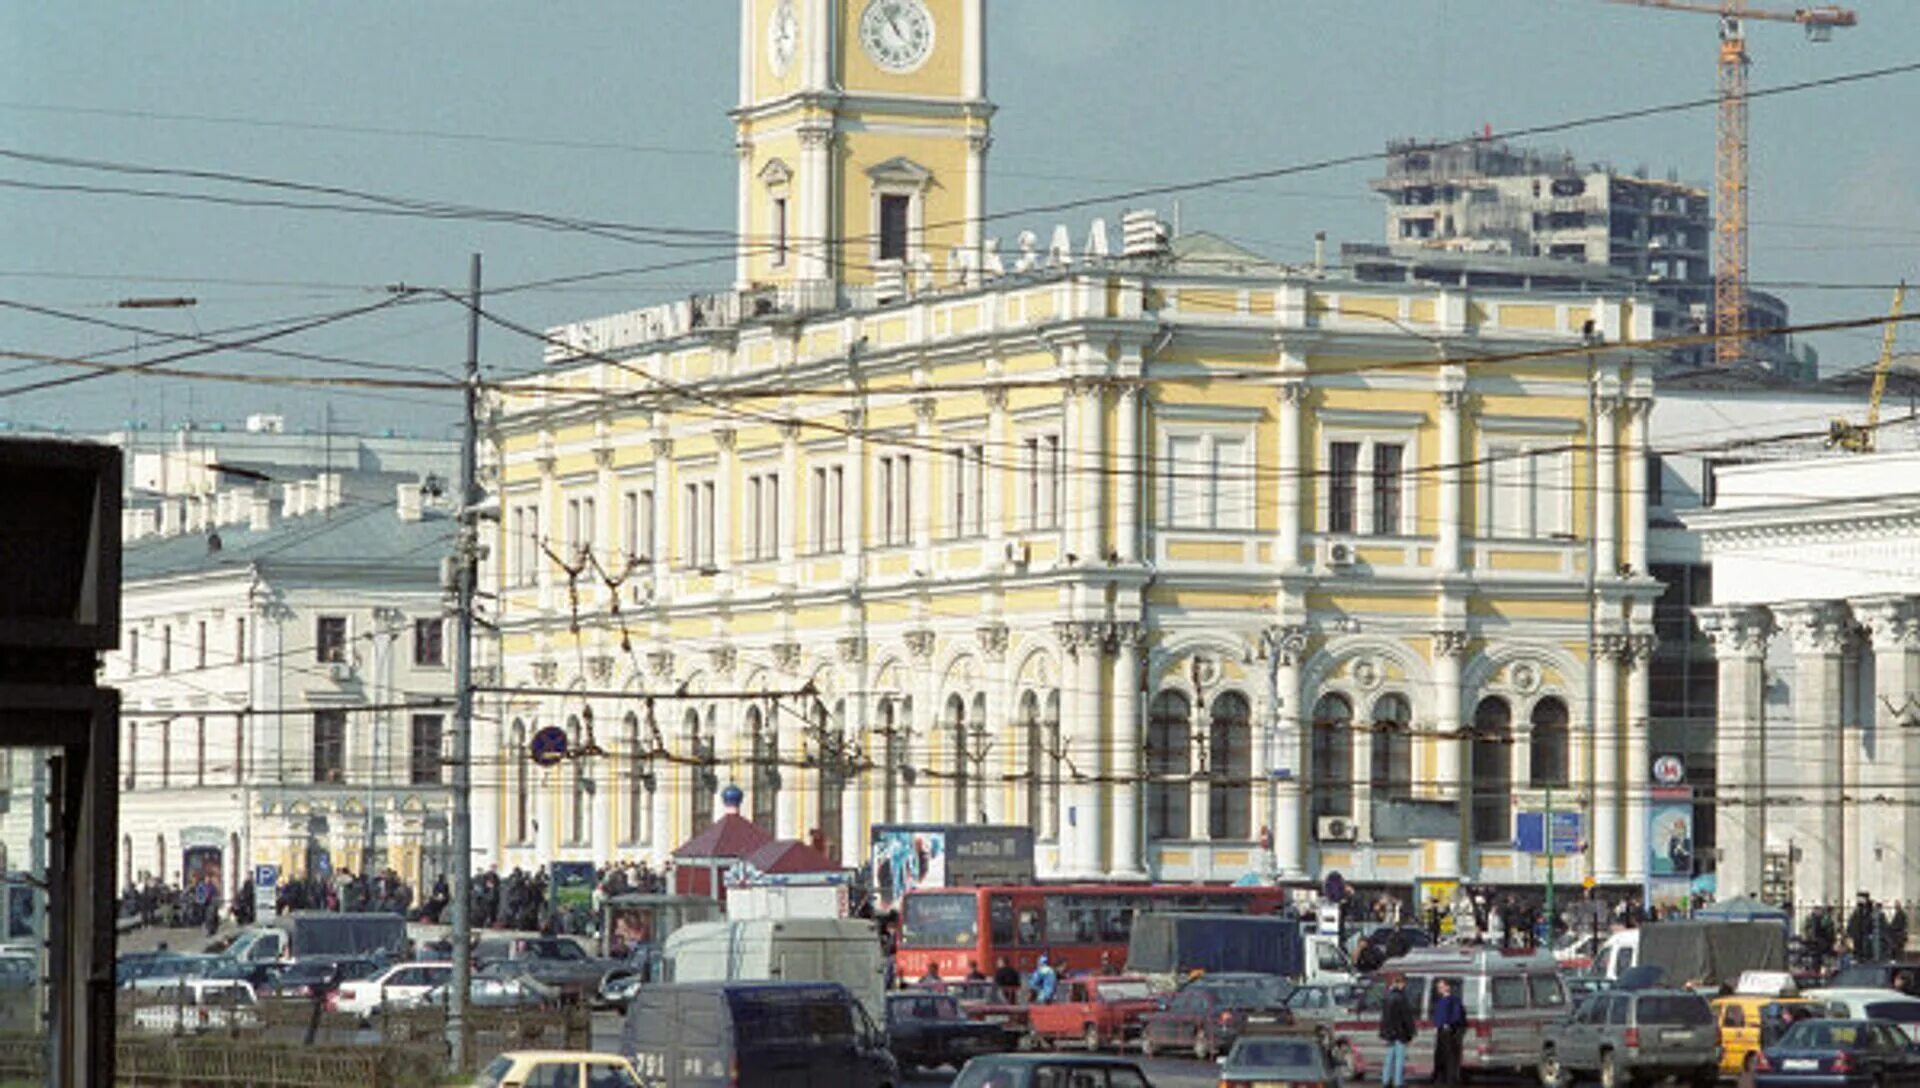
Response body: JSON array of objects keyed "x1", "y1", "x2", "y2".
[{"x1": 1370, "y1": 137, "x2": 1804, "y2": 377}]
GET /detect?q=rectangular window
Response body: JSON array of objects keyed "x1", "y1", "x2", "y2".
[
  {"x1": 410, "y1": 714, "x2": 444, "y2": 785},
  {"x1": 772, "y1": 196, "x2": 789, "y2": 267},
  {"x1": 745, "y1": 472, "x2": 780, "y2": 560},
  {"x1": 1046, "y1": 436, "x2": 1063, "y2": 528},
  {"x1": 810, "y1": 465, "x2": 846, "y2": 554},
  {"x1": 196, "y1": 621, "x2": 207, "y2": 670},
  {"x1": 620, "y1": 487, "x2": 656, "y2": 565},
  {"x1": 513, "y1": 504, "x2": 540, "y2": 584},
  {"x1": 968, "y1": 445, "x2": 985, "y2": 537},
  {"x1": 579, "y1": 496, "x2": 596, "y2": 559},
  {"x1": 1487, "y1": 443, "x2": 1572, "y2": 539},
  {"x1": 944, "y1": 445, "x2": 984, "y2": 538},
  {"x1": 1163, "y1": 433, "x2": 1251, "y2": 531},
  {"x1": 879, "y1": 194, "x2": 911, "y2": 262},
  {"x1": 1022, "y1": 437, "x2": 1040, "y2": 530},
  {"x1": 315, "y1": 616, "x2": 348, "y2": 663},
  {"x1": 565, "y1": 497, "x2": 581, "y2": 559},
  {"x1": 413, "y1": 617, "x2": 445, "y2": 667},
  {"x1": 1167, "y1": 435, "x2": 1206, "y2": 528},
  {"x1": 313, "y1": 710, "x2": 346, "y2": 783},
  {"x1": 683, "y1": 481, "x2": 718, "y2": 567},
  {"x1": 878, "y1": 454, "x2": 912, "y2": 546},
  {"x1": 1372, "y1": 443, "x2": 1404, "y2": 536},
  {"x1": 949, "y1": 447, "x2": 966, "y2": 537},
  {"x1": 747, "y1": 476, "x2": 762, "y2": 559},
  {"x1": 1328, "y1": 441, "x2": 1360, "y2": 534},
  {"x1": 1213, "y1": 436, "x2": 1251, "y2": 529}
]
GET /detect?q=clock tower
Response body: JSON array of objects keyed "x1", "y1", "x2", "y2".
[{"x1": 734, "y1": 0, "x2": 991, "y2": 300}]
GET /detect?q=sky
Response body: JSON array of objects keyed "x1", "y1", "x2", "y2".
[{"x1": 2, "y1": 1, "x2": 1916, "y2": 439}]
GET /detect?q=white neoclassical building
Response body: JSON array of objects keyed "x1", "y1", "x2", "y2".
[{"x1": 1688, "y1": 447, "x2": 1920, "y2": 908}]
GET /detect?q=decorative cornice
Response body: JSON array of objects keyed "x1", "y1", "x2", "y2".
[
  {"x1": 1855, "y1": 595, "x2": 1920, "y2": 653},
  {"x1": 904, "y1": 628, "x2": 937, "y2": 663},
  {"x1": 1695, "y1": 604, "x2": 1775, "y2": 659},
  {"x1": 1103, "y1": 620, "x2": 1148, "y2": 653},
  {"x1": 975, "y1": 623, "x2": 1009, "y2": 663}
]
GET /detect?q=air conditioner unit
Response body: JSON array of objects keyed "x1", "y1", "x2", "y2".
[
  {"x1": 328, "y1": 661, "x2": 358, "y2": 683},
  {"x1": 1005, "y1": 540, "x2": 1031, "y2": 567},
  {"x1": 1322, "y1": 538, "x2": 1357, "y2": 569},
  {"x1": 1316, "y1": 815, "x2": 1356, "y2": 842}
]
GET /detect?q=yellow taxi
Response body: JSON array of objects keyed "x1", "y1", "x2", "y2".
[
  {"x1": 473, "y1": 1050, "x2": 642, "y2": 1088},
  {"x1": 1711, "y1": 995, "x2": 1817, "y2": 1076}
]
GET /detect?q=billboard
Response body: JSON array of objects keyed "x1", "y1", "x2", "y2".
[
  {"x1": 549, "y1": 861, "x2": 598, "y2": 925},
  {"x1": 869, "y1": 824, "x2": 1034, "y2": 905},
  {"x1": 1648, "y1": 795, "x2": 1695, "y2": 878},
  {"x1": 1514, "y1": 811, "x2": 1584, "y2": 855}
]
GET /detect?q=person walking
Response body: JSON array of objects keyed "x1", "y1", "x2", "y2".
[
  {"x1": 1431, "y1": 978, "x2": 1467, "y2": 1087},
  {"x1": 1029, "y1": 955, "x2": 1058, "y2": 1004},
  {"x1": 1378, "y1": 973, "x2": 1416, "y2": 1088},
  {"x1": 993, "y1": 956, "x2": 1022, "y2": 1004}
]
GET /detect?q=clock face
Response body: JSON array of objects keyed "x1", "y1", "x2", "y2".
[
  {"x1": 768, "y1": 0, "x2": 799, "y2": 77},
  {"x1": 859, "y1": 0, "x2": 934, "y2": 74}
]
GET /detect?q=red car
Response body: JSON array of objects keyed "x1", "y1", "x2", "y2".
[
  {"x1": 928, "y1": 979, "x2": 1030, "y2": 1036},
  {"x1": 1025, "y1": 975, "x2": 1160, "y2": 1052}
]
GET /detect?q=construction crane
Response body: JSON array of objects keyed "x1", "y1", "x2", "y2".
[
  {"x1": 1609, "y1": 1, "x2": 1856, "y2": 366},
  {"x1": 1829, "y1": 282, "x2": 1907, "y2": 453}
]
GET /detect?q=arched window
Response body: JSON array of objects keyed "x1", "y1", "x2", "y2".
[
  {"x1": 1209, "y1": 692, "x2": 1253, "y2": 840},
  {"x1": 1370, "y1": 693, "x2": 1414, "y2": 802},
  {"x1": 624, "y1": 712, "x2": 646, "y2": 845},
  {"x1": 510, "y1": 720, "x2": 529, "y2": 845},
  {"x1": 1530, "y1": 697, "x2": 1570, "y2": 788},
  {"x1": 746, "y1": 704, "x2": 777, "y2": 830},
  {"x1": 1310, "y1": 693, "x2": 1354, "y2": 820},
  {"x1": 567, "y1": 714, "x2": 587, "y2": 845},
  {"x1": 1472, "y1": 696, "x2": 1514, "y2": 844},
  {"x1": 945, "y1": 694, "x2": 968, "y2": 823},
  {"x1": 818, "y1": 699, "x2": 846, "y2": 861},
  {"x1": 685, "y1": 708, "x2": 711, "y2": 837},
  {"x1": 1147, "y1": 690, "x2": 1191, "y2": 840}
]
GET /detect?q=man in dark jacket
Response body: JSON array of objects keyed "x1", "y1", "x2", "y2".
[
  {"x1": 1378, "y1": 973, "x2": 1416, "y2": 1088},
  {"x1": 1432, "y1": 978, "x2": 1467, "y2": 1087}
]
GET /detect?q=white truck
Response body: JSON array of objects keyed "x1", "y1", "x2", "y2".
[{"x1": 663, "y1": 918, "x2": 887, "y2": 1023}]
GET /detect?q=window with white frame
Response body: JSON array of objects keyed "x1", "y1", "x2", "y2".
[
  {"x1": 1161, "y1": 429, "x2": 1253, "y2": 531},
  {"x1": 681, "y1": 479, "x2": 716, "y2": 567},
  {"x1": 946, "y1": 443, "x2": 985, "y2": 538},
  {"x1": 811, "y1": 464, "x2": 845, "y2": 553},
  {"x1": 563, "y1": 493, "x2": 595, "y2": 564},
  {"x1": 1321, "y1": 431, "x2": 1416, "y2": 537},
  {"x1": 510, "y1": 502, "x2": 540, "y2": 585},
  {"x1": 1484, "y1": 439, "x2": 1573, "y2": 539},
  {"x1": 867, "y1": 158, "x2": 933, "y2": 267},
  {"x1": 1021, "y1": 432, "x2": 1063, "y2": 531},
  {"x1": 745, "y1": 470, "x2": 780, "y2": 560},
  {"x1": 877, "y1": 453, "x2": 912, "y2": 546},
  {"x1": 621, "y1": 487, "x2": 656, "y2": 565}
]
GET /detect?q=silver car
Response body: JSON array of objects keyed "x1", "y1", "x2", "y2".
[{"x1": 1541, "y1": 989, "x2": 1720, "y2": 1088}]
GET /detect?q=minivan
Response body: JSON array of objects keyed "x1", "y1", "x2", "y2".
[
  {"x1": 621, "y1": 981, "x2": 898, "y2": 1088},
  {"x1": 1334, "y1": 946, "x2": 1569, "y2": 1079}
]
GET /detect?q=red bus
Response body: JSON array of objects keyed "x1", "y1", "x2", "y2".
[{"x1": 894, "y1": 884, "x2": 1292, "y2": 980}]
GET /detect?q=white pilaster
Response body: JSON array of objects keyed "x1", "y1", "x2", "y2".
[
  {"x1": 1776, "y1": 600, "x2": 1851, "y2": 909},
  {"x1": 1269, "y1": 627, "x2": 1308, "y2": 878},
  {"x1": 1622, "y1": 635, "x2": 1654, "y2": 883},
  {"x1": 1697, "y1": 604, "x2": 1775, "y2": 900},
  {"x1": 1625, "y1": 393, "x2": 1651, "y2": 574},
  {"x1": 1072, "y1": 628, "x2": 1106, "y2": 876},
  {"x1": 1592, "y1": 636, "x2": 1623, "y2": 881},
  {"x1": 1858, "y1": 597, "x2": 1920, "y2": 903},
  {"x1": 1110, "y1": 623, "x2": 1146, "y2": 878},
  {"x1": 779, "y1": 421, "x2": 800, "y2": 580},
  {"x1": 986, "y1": 387, "x2": 1008, "y2": 565},
  {"x1": 912, "y1": 397, "x2": 935, "y2": 572},
  {"x1": 1431, "y1": 630, "x2": 1467, "y2": 877},
  {"x1": 1437, "y1": 368, "x2": 1466, "y2": 575},
  {"x1": 1115, "y1": 383, "x2": 1140, "y2": 565},
  {"x1": 1595, "y1": 394, "x2": 1620, "y2": 579},
  {"x1": 1277, "y1": 375, "x2": 1305, "y2": 569}
]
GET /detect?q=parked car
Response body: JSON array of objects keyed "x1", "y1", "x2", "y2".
[
  {"x1": 1803, "y1": 989, "x2": 1920, "y2": 1041},
  {"x1": 127, "y1": 979, "x2": 261, "y2": 1035},
  {"x1": 1755, "y1": 1018, "x2": 1920, "y2": 1088},
  {"x1": 1220, "y1": 1034, "x2": 1341, "y2": 1088},
  {"x1": 425, "y1": 971, "x2": 556, "y2": 1011},
  {"x1": 474, "y1": 936, "x2": 620, "y2": 1005},
  {"x1": 1540, "y1": 988, "x2": 1720, "y2": 1088},
  {"x1": 330, "y1": 961, "x2": 454, "y2": 1021},
  {"x1": 942, "y1": 978, "x2": 1032, "y2": 1035},
  {"x1": 886, "y1": 991, "x2": 1014, "y2": 1071},
  {"x1": 1024, "y1": 975, "x2": 1159, "y2": 1051},
  {"x1": 1336, "y1": 946, "x2": 1569, "y2": 1081},
  {"x1": 119, "y1": 953, "x2": 221, "y2": 990},
  {"x1": 1286, "y1": 982, "x2": 1361, "y2": 1042},
  {"x1": 952, "y1": 1054, "x2": 1156, "y2": 1088},
  {"x1": 1714, "y1": 995, "x2": 1823, "y2": 1076},
  {"x1": 1140, "y1": 973, "x2": 1295, "y2": 1060},
  {"x1": 473, "y1": 1049, "x2": 643, "y2": 1088},
  {"x1": 622, "y1": 982, "x2": 897, "y2": 1088},
  {"x1": 1566, "y1": 976, "x2": 1616, "y2": 1004},
  {"x1": 1825, "y1": 966, "x2": 1920, "y2": 998},
  {"x1": 260, "y1": 956, "x2": 382, "y2": 1000}
]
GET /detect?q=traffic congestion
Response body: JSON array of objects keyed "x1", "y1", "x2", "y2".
[{"x1": 107, "y1": 877, "x2": 1920, "y2": 1088}]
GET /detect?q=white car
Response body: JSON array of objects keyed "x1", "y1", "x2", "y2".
[
  {"x1": 1802, "y1": 987, "x2": 1920, "y2": 1039},
  {"x1": 331, "y1": 961, "x2": 455, "y2": 1020},
  {"x1": 128, "y1": 980, "x2": 260, "y2": 1035}
]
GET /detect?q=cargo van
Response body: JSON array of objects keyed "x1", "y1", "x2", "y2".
[
  {"x1": 620, "y1": 981, "x2": 898, "y2": 1088},
  {"x1": 1332, "y1": 946, "x2": 1568, "y2": 1080},
  {"x1": 663, "y1": 918, "x2": 887, "y2": 1023}
]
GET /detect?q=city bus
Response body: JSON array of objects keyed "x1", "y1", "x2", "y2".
[{"x1": 894, "y1": 883, "x2": 1292, "y2": 980}]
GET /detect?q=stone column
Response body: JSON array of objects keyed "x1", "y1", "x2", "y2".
[
  {"x1": 1055, "y1": 621, "x2": 1105, "y2": 878},
  {"x1": 1857, "y1": 596, "x2": 1920, "y2": 904},
  {"x1": 1595, "y1": 394, "x2": 1620, "y2": 580},
  {"x1": 1697, "y1": 604, "x2": 1775, "y2": 900},
  {"x1": 734, "y1": 137, "x2": 753, "y2": 291},
  {"x1": 650, "y1": 438, "x2": 673, "y2": 586},
  {"x1": 1109, "y1": 622, "x2": 1148, "y2": 879},
  {"x1": 1437, "y1": 367, "x2": 1467, "y2": 575},
  {"x1": 843, "y1": 409, "x2": 865, "y2": 581},
  {"x1": 965, "y1": 130, "x2": 990, "y2": 262},
  {"x1": 908, "y1": 629, "x2": 937, "y2": 825},
  {"x1": 912, "y1": 398, "x2": 935, "y2": 572},
  {"x1": 839, "y1": 638, "x2": 868, "y2": 865},
  {"x1": 1431, "y1": 630, "x2": 1468, "y2": 877},
  {"x1": 779, "y1": 420, "x2": 800, "y2": 580},
  {"x1": 1268, "y1": 626, "x2": 1309, "y2": 879},
  {"x1": 1776, "y1": 601, "x2": 1853, "y2": 908},
  {"x1": 1079, "y1": 380, "x2": 1108, "y2": 565},
  {"x1": 1277, "y1": 372, "x2": 1306, "y2": 570},
  {"x1": 714, "y1": 429, "x2": 737, "y2": 580},
  {"x1": 1188, "y1": 667, "x2": 1213, "y2": 849},
  {"x1": 978, "y1": 623, "x2": 1011, "y2": 824},
  {"x1": 1592, "y1": 634, "x2": 1625, "y2": 881},
  {"x1": 1625, "y1": 394, "x2": 1651, "y2": 574},
  {"x1": 1114, "y1": 383, "x2": 1141, "y2": 565},
  {"x1": 798, "y1": 121, "x2": 834, "y2": 290},
  {"x1": 985, "y1": 388, "x2": 1009, "y2": 566},
  {"x1": 1623, "y1": 633, "x2": 1656, "y2": 883}
]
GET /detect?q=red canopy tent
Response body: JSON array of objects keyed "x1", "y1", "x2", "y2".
[{"x1": 671, "y1": 813, "x2": 774, "y2": 901}]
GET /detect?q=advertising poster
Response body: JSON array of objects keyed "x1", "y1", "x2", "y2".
[
  {"x1": 870, "y1": 828, "x2": 946, "y2": 906},
  {"x1": 549, "y1": 860, "x2": 598, "y2": 925},
  {"x1": 1648, "y1": 796, "x2": 1695, "y2": 878},
  {"x1": 1415, "y1": 878, "x2": 1460, "y2": 936}
]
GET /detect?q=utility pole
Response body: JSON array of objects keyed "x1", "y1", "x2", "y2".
[{"x1": 446, "y1": 254, "x2": 481, "y2": 1071}]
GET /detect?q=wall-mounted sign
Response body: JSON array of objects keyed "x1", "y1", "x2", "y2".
[{"x1": 1652, "y1": 754, "x2": 1687, "y2": 786}]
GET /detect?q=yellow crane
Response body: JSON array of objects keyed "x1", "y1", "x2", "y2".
[
  {"x1": 1830, "y1": 282, "x2": 1908, "y2": 453},
  {"x1": 1609, "y1": 1, "x2": 1856, "y2": 366}
]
